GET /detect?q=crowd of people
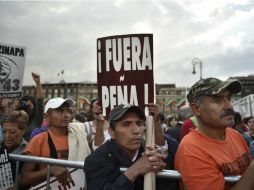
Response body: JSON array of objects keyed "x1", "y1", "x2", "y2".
[{"x1": 1, "y1": 74, "x2": 254, "y2": 190}]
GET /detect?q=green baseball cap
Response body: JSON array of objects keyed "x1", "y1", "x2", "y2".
[{"x1": 187, "y1": 78, "x2": 242, "y2": 104}]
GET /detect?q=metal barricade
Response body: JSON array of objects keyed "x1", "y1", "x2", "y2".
[{"x1": 9, "y1": 154, "x2": 240, "y2": 189}]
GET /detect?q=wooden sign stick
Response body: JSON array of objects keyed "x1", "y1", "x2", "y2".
[{"x1": 144, "y1": 115, "x2": 156, "y2": 190}]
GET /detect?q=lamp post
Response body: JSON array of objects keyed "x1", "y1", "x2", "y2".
[{"x1": 191, "y1": 58, "x2": 203, "y2": 79}]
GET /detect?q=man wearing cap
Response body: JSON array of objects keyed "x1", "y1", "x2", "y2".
[
  {"x1": 84, "y1": 103, "x2": 168, "y2": 190},
  {"x1": 20, "y1": 97, "x2": 91, "y2": 189},
  {"x1": 175, "y1": 78, "x2": 254, "y2": 190}
]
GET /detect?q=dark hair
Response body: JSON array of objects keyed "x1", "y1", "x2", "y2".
[
  {"x1": 20, "y1": 95, "x2": 36, "y2": 107},
  {"x1": 167, "y1": 115, "x2": 178, "y2": 126},
  {"x1": 233, "y1": 112, "x2": 243, "y2": 126},
  {"x1": 2, "y1": 110, "x2": 29, "y2": 130},
  {"x1": 19, "y1": 95, "x2": 36, "y2": 122},
  {"x1": 160, "y1": 114, "x2": 165, "y2": 122},
  {"x1": 233, "y1": 112, "x2": 248, "y2": 132},
  {"x1": 90, "y1": 98, "x2": 98, "y2": 111},
  {"x1": 74, "y1": 113, "x2": 87, "y2": 123},
  {"x1": 243, "y1": 116, "x2": 254, "y2": 125}
]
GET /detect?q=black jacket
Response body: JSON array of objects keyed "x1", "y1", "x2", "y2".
[
  {"x1": 84, "y1": 139, "x2": 144, "y2": 190},
  {"x1": 84, "y1": 139, "x2": 179, "y2": 190}
]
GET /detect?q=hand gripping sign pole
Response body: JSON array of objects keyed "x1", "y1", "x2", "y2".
[{"x1": 144, "y1": 115, "x2": 156, "y2": 190}]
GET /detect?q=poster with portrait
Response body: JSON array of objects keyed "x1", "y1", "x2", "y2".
[
  {"x1": 97, "y1": 34, "x2": 154, "y2": 117},
  {"x1": 0, "y1": 43, "x2": 26, "y2": 98}
]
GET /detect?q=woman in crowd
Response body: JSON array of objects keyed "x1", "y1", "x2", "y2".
[
  {"x1": 165, "y1": 115, "x2": 178, "y2": 132},
  {"x1": 233, "y1": 112, "x2": 252, "y2": 146},
  {"x1": 244, "y1": 116, "x2": 254, "y2": 140},
  {"x1": 1, "y1": 110, "x2": 29, "y2": 182}
]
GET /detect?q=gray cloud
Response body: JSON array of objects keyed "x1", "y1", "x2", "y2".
[{"x1": 0, "y1": 0, "x2": 254, "y2": 87}]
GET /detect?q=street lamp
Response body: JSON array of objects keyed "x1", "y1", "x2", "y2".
[{"x1": 191, "y1": 58, "x2": 203, "y2": 79}]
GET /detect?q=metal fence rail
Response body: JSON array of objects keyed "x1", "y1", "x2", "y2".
[{"x1": 9, "y1": 154, "x2": 240, "y2": 189}]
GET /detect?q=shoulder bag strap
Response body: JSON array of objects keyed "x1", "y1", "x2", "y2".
[{"x1": 47, "y1": 132, "x2": 58, "y2": 159}]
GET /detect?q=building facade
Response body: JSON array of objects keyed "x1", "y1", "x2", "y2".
[
  {"x1": 22, "y1": 75, "x2": 254, "y2": 116},
  {"x1": 155, "y1": 84, "x2": 187, "y2": 116},
  {"x1": 22, "y1": 82, "x2": 98, "y2": 112},
  {"x1": 22, "y1": 82, "x2": 187, "y2": 116},
  {"x1": 229, "y1": 75, "x2": 254, "y2": 99}
]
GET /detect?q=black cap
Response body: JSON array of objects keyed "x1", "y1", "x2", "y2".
[{"x1": 108, "y1": 104, "x2": 146, "y2": 127}]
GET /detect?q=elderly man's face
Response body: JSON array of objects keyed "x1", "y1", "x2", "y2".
[
  {"x1": 0, "y1": 59, "x2": 11, "y2": 82},
  {"x1": 109, "y1": 112, "x2": 145, "y2": 157},
  {"x1": 196, "y1": 90, "x2": 235, "y2": 130}
]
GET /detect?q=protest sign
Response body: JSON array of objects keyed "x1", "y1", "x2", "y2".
[
  {"x1": 97, "y1": 34, "x2": 154, "y2": 117},
  {"x1": 0, "y1": 43, "x2": 26, "y2": 98},
  {"x1": 0, "y1": 147, "x2": 13, "y2": 189}
]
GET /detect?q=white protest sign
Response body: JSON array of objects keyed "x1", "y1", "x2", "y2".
[
  {"x1": 97, "y1": 34, "x2": 154, "y2": 117},
  {"x1": 0, "y1": 148, "x2": 13, "y2": 189},
  {"x1": 0, "y1": 43, "x2": 26, "y2": 98}
]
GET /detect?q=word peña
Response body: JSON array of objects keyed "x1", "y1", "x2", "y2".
[{"x1": 101, "y1": 84, "x2": 149, "y2": 116}]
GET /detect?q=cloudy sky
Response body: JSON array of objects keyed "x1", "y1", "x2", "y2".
[{"x1": 1, "y1": 0, "x2": 254, "y2": 88}]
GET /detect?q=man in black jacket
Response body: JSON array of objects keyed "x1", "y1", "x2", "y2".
[{"x1": 84, "y1": 103, "x2": 167, "y2": 190}]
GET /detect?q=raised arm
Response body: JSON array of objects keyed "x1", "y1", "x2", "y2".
[
  {"x1": 32, "y1": 72, "x2": 43, "y2": 99},
  {"x1": 31, "y1": 72, "x2": 44, "y2": 126}
]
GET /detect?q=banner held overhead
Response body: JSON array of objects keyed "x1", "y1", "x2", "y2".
[
  {"x1": 0, "y1": 43, "x2": 26, "y2": 98},
  {"x1": 97, "y1": 34, "x2": 154, "y2": 117}
]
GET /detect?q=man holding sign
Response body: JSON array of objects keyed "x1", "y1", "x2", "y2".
[{"x1": 84, "y1": 103, "x2": 167, "y2": 190}]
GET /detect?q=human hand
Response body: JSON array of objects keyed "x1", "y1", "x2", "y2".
[
  {"x1": 92, "y1": 103, "x2": 102, "y2": 115},
  {"x1": 93, "y1": 103, "x2": 105, "y2": 122},
  {"x1": 146, "y1": 103, "x2": 162, "y2": 123},
  {"x1": 131, "y1": 146, "x2": 166, "y2": 175},
  {"x1": 50, "y1": 166, "x2": 74, "y2": 188},
  {"x1": 31, "y1": 72, "x2": 40, "y2": 84}
]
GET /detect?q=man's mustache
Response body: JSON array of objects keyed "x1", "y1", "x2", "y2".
[{"x1": 220, "y1": 110, "x2": 235, "y2": 118}]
